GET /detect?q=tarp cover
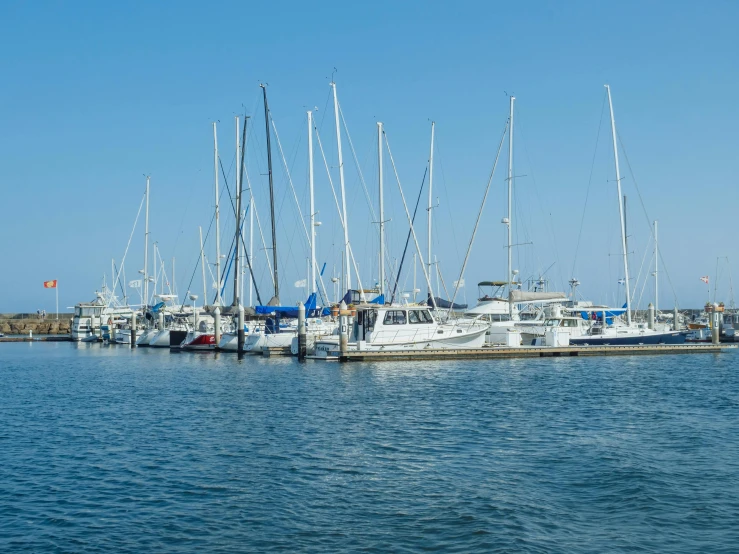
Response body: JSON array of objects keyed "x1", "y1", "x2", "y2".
[
  {"x1": 509, "y1": 290, "x2": 567, "y2": 303},
  {"x1": 427, "y1": 295, "x2": 468, "y2": 310}
]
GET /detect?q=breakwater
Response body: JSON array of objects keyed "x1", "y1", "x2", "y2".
[{"x1": 0, "y1": 314, "x2": 71, "y2": 335}]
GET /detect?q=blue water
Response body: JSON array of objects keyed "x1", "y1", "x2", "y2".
[{"x1": 1, "y1": 343, "x2": 738, "y2": 553}]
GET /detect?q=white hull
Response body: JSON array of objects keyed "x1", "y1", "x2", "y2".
[
  {"x1": 149, "y1": 330, "x2": 172, "y2": 348},
  {"x1": 136, "y1": 328, "x2": 159, "y2": 346},
  {"x1": 244, "y1": 332, "x2": 296, "y2": 352}
]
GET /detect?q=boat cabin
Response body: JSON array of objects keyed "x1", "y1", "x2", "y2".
[{"x1": 353, "y1": 304, "x2": 437, "y2": 343}]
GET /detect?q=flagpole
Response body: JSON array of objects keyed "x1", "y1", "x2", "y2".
[{"x1": 56, "y1": 283, "x2": 59, "y2": 320}]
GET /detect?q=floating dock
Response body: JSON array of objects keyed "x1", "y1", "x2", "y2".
[
  {"x1": 334, "y1": 343, "x2": 735, "y2": 362},
  {"x1": 0, "y1": 335, "x2": 73, "y2": 343}
]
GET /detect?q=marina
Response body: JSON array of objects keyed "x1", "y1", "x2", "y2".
[{"x1": 3, "y1": 2, "x2": 739, "y2": 552}]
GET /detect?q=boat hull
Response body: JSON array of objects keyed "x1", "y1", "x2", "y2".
[
  {"x1": 180, "y1": 332, "x2": 216, "y2": 351},
  {"x1": 570, "y1": 330, "x2": 687, "y2": 346}
]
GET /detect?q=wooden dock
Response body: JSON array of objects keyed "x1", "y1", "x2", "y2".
[{"x1": 335, "y1": 343, "x2": 736, "y2": 362}]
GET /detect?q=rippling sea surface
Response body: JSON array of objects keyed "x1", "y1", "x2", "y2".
[{"x1": 1, "y1": 343, "x2": 738, "y2": 553}]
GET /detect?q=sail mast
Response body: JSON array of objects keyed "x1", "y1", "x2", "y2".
[
  {"x1": 143, "y1": 176, "x2": 150, "y2": 307},
  {"x1": 378, "y1": 121, "x2": 385, "y2": 297},
  {"x1": 427, "y1": 121, "x2": 435, "y2": 301},
  {"x1": 654, "y1": 220, "x2": 658, "y2": 314},
  {"x1": 331, "y1": 81, "x2": 351, "y2": 293},
  {"x1": 507, "y1": 96, "x2": 515, "y2": 318},
  {"x1": 232, "y1": 116, "x2": 243, "y2": 308},
  {"x1": 308, "y1": 111, "x2": 317, "y2": 296},
  {"x1": 261, "y1": 84, "x2": 279, "y2": 303},
  {"x1": 605, "y1": 84, "x2": 632, "y2": 325},
  {"x1": 213, "y1": 122, "x2": 222, "y2": 307}
]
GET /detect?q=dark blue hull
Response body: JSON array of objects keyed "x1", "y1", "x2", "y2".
[{"x1": 570, "y1": 331, "x2": 687, "y2": 346}]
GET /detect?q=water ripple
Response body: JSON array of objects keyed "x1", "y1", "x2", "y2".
[{"x1": 0, "y1": 343, "x2": 737, "y2": 552}]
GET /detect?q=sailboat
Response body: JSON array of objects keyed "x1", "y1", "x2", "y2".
[{"x1": 565, "y1": 85, "x2": 685, "y2": 346}]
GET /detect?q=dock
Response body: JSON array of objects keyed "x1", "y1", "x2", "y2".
[
  {"x1": 334, "y1": 343, "x2": 736, "y2": 362},
  {"x1": 0, "y1": 335, "x2": 73, "y2": 343}
]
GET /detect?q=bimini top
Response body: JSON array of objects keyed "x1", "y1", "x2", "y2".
[{"x1": 478, "y1": 281, "x2": 508, "y2": 287}]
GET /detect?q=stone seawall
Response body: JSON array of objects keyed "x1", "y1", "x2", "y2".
[{"x1": 0, "y1": 315, "x2": 72, "y2": 335}]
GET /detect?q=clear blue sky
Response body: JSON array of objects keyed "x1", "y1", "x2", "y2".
[{"x1": 1, "y1": 0, "x2": 737, "y2": 312}]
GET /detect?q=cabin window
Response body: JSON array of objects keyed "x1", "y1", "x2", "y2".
[
  {"x1": 409, "y1": 310, "x2": 433, "y2": 324},
  {"x1": 383, "y1": 310, "x2": 407, "y2": 325}
]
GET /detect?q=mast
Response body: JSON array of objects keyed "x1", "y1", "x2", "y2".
[
  {"x1": 199, "y1": 226, "x2": 207, "y2": 304},
  {"x1": 213, "y1": 122, "x2": 222, "y2": 307},
  {"x1": 143, "y1": 176, "x2": 150, "y2": 307},
  {"x1": 427, "y1": 121, "x2": 435, "y2": 300},
  {"x1": 654, "y1": 220, "x2": 658, "y2": 314},
  {"x1": 331, "y1": 81, "x2": 351, "y2": 292},
  {"x1": 605, "y1": 84, "x2": 632, "y2": 325},
  {"x1": 378, "y1": 121, "x2": 385, "y2": 297},
  {"x1": 507, "y1": 96, "x2": 515, "y2": 318},
  {"x1": 308, "y1": 111, "x2": 317, "y2": 296},
  {"x1": 233, "y1": 116, "x2": 244, "y2": 308},
  {"x1": 261, "y1": 84, "x2": 279, "y2": 303}
]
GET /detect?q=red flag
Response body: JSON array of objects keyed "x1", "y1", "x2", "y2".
[
  {"x1": 43, "y1": 280, "x2": 57, "y2": 289},
  {"x1": 700, "y1": 276, "x2": 709, "y2": 284}
]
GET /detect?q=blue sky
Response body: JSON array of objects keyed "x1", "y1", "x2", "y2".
[{"x1": 1, "y1": 0, "x2": 737, "y2": 312}]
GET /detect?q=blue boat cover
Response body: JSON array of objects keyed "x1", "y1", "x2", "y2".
[{"x1": 255, "y1": 293, "x2": 329, "y2": 318}]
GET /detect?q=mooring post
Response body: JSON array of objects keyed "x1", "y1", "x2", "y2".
[
  {"x1": 214, "y1": 306, "x2": 221, "y2": 346},
  {"x1": 237, "y1": 305, "x2": 245, "y2": 354},
  {"x1": 673, "y1": 307, "x2": 680, "y2": 331},
  {"x1": 298, "y1": 301, "x2": 306, "y2": 361},
  {"x1": 158, "y1": 311, "x2": 164, "y2": 332},
  {"x1": 339, "y1": 300, "x2": 348, "y2": 359},
  {"x1": 647, "y1": 303, "x2": 655, "y2": 330},
  {"x1": 712, "y1": 306, "x2": 720, "y2": 345},
  {"x1": 131, "y1": 312, "x2": 137, "y2": 347}
]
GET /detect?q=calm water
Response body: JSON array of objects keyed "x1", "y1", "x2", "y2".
[{"x1": 1, "y1": 343, "x2": 738, "y2": 553}]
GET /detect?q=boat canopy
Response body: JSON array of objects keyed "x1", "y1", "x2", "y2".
[
  {"x1": 509, "y1": 290, "x2": 567, "y2": 303},
  {"x1": 478, "y1": 281, "x2": 507, "y2": 287}
]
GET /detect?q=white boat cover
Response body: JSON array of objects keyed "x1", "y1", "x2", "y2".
[{"x1": 510, "y1": 290, "x2": 567, "y2": 303}]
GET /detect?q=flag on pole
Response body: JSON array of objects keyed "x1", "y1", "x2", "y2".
[
  {"x1": 700, "y1": 276, "x2": 709, "y2": 284},
  {"x1": 294, "y1": 279, "x2": 307, "y2": 288},
  {"x1": 43, "y1": 280, "x2": 57, "y2": 288},
  {"x1": 453, "y1": 279, "x2": 465, "y2": 288},
  {"x1": 618, "y1": 278, "x2": 626, "y2": 285},
  {"x1": 128, "y1": 280, "x2": 142, "y2": 288}
]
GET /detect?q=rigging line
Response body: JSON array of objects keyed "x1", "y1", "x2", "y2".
[
  {"x1": 449, "y1": 119, "x2": 509, "y2": 310},
  {"x1": 383, "y1": 128, "x2": 437, "y2": 311},
  {"x1": 107, "y1": 192, "x2": 146, "y2": 311},
  {"x1": 617, "y1": 132, "x2": 680, "y2": 305},
  {"x1": 270, "y1": 116, "x2": 310, "y2": 242},
  {"x1": 338, "y1": 102, "x2": 377, "y2": 221},
  {"x1": 243, "y1": 158, "x2": 274, "y2": 282},
  {"x1": 571, "y1": 89, "x2": 607, "y2": 279},
  {"x1": 516, "y1": 112, "x2": 564, "y2": 291},
  {"x1": 434, "y1": 139, "x2": 464, "y2": 271},
  {"x1": 391, "y1": 167, "x2": 428, "y2": 304}
]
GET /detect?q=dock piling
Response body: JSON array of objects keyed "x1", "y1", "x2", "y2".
[
  {"x1": 214, "y1": 306, "x2": 221, "y2": 346},
  {"x1": 648, "y1": 303, "x2": 655, "y2": 330},
  {"x1": 131, "y1": 312, "x2": 137, "y2": 347},
  {"x1": 237, "y1": 305, "x2": 245, "y2": 353},
  {"x1": 339, "y1": 300, "x2": 348, "y2": 360},
  {"x1": 297, "y1": 301, "x2": 306, "y2": 361}
]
